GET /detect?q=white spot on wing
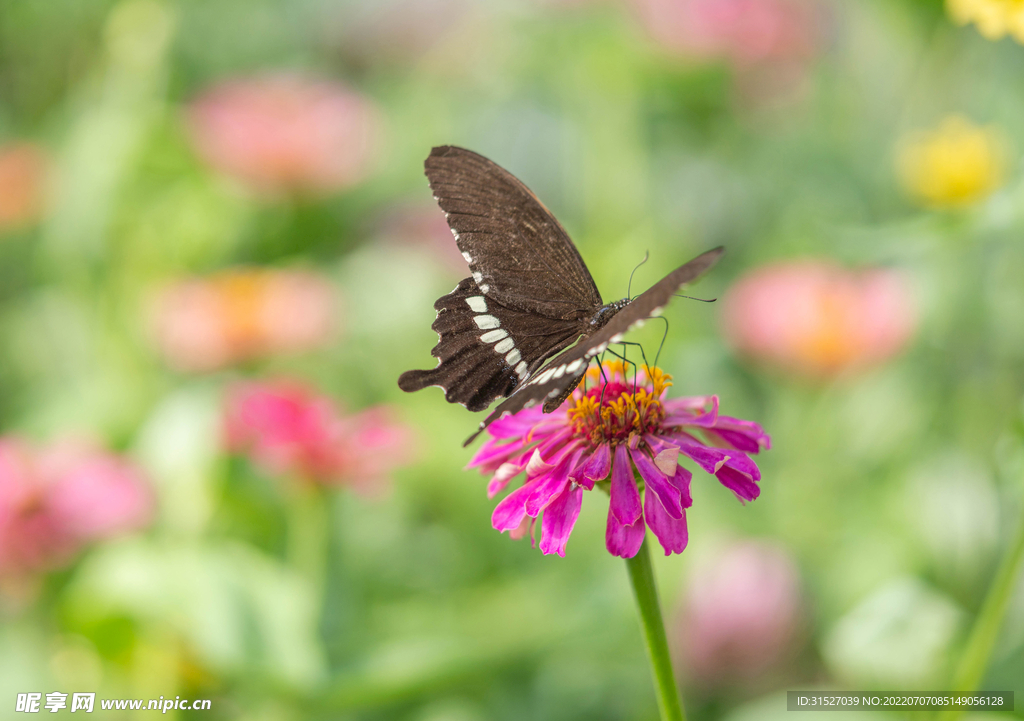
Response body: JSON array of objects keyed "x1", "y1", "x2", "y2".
[
  {"x1": 461, "y1": 250, "x2": 473, "y2": 263},
  {"x1": 472, "y1": 271, "x2": 483, "y2": 284},
  {"x1": 450, "y1": 227, "x2": 460, "y2": 240},
  {"x1": 566, "y1": 359, "x2": 584, "y2": 374},
  {"x1": 479, "y1": 283, "x2": 490, "y2": 293},
  {"x1": 494, "y1": 337, "x2": 514, "y2": 354},
  {"x1": 506, "y1": 349, "x2": 521, "y2": 366},
  {"x1": 480, "y1": 329, "x2": 508, "y2": 343},
  {"x1": 466, "y1": 296, "x2": 487, "y2": 313},
  {"x1": 515, "y1": 361, "x2": 529, "y2": 379},
  {"x1": 535, "y1": 368, "x2": 556, "y2": 384},
  {"x1": 651, "y1": 306, "x2": 664, "y2": 317},
  {"x1": 609, "y1": 333, "x2": 623, "y2": 343},
  {"x1": 474, "y1": 315, "x2": 500, "y2": 330},
  {"x1": 552, "y1": 365, "x2": 567, "y2": 379}
]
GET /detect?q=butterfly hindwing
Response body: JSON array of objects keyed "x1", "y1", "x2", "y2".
[
  {"x1": 398, "y1": 278, "x2": 585, "y2": 412},
  {"x1": 425, "y1": 146, "x2": 602, "y2": 319},
  {"x1": 462, "y1": 247, "x2": 725, "y2": 445}
]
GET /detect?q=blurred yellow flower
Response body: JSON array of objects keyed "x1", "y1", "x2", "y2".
[
  {"x1": 896, "y1": 115, "x2": 1006, "y2": 207},
  {"x1": 947, "y1": 0, "x2": 1024, "y2": 42}
]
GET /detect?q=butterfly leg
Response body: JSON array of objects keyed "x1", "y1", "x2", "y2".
[{"x1": 651, "y1": 316, "x2": 670, "y2": 368}]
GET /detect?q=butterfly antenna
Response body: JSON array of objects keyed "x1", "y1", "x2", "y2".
[
  {"x1": 627, "y1": 251, "x2": 650, "y2": 300},
  {"x1": 673, "y1": 294, "x2": 717, "y2": 302}
]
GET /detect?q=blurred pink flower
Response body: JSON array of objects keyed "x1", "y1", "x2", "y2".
[
  {"x1": 631, "y1": 0, "x2": 820, "y2": 67},
  {"x1": 376, "y1": 204, "x2": 467, "y2": 276},
  {"x1": 324, "y1": 0, "x2": 468, "y2": 67},
  {"x1": 186, "y1": 75, "x2": 380, "y2": 196},
  {"x1": 676, "y1": 540, "x2": 804, "y2": 685},
  {"x1": 224, "y1": 380, "x2": 413, "y2": 491},
  {"x1": 721, "y1": 260, "x2": 916, "y2": 377},
  {"x1": 149, "y1": 268, "x2": 338, "y2": 372},
  {"x1": 0, "y1": 439, "x2": 153, "y2": 577},
  {"x1": 0, "y1": 143, "x2": 48, "y2": 231}
]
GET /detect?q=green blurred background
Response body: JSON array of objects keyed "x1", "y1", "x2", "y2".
[{"x1": 2, "y1": 0, "x2": 1024, "y2": 718}]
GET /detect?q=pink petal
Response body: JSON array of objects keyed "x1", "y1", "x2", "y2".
[
  {"x1": 630, "y1": 446, "x2": 683, "y2": 519},
  {"x1": 645, "y1": 487, "x2": 688, "y2": 556},
  {"x1": 467, "y1": 436, "x2": 529, "y2": 472},
  {"x1": 487, "y1": 461, "x2": 524, "y2": 498},
  {"x1": 533, "y1": 426, "x2": 576, "y2": 465},
  {"x1": 716, "y1": 465, "x2": 761, "y2": 503},
  {"x1": 524, "y1": 445, "x2": 583, "y2": 517},
  {"x1": 674, "y1": 441, "x2": 761, "y2": 482},
  {"x1": 610, "y1": 444, "x2": 643, "y2": 526},
  {"x1": 605, "y1": 505, "x2": 646, "y2": 558},
  {"x1": 704, "y1": 428, "x2": 763, "y2": 453},
  {"x1": 570, "y1": 452, "x2": 596, "y2": 491},
  {"x1": 491, "y1": 479, "x2": 537, "y2": 532},
  {"x1": 539, "y1": 483, "x2": 584, "y2": 557},
  {"x1": 654, "y1": 447, "x2": 678, "y2": 477},
  {"x1": 580, "y1": 442, "x2": 611, "y2": 483},
  {"x1": 663, "y1": 395, "x2": 720, "y2": 427},
  {"x1": 486, "y1": 407, "x2": 548, "y2": 438},
  {"x1": 669, "y1": 464, "x2": 694, "y2": 508},
  {"x1": 509, "y1": 515, "x2": 532, "y2": 540},
  {"x1": 525, "y1": 449, "x2": 555, "y2": 479},
  {"x1": 704, "y1": 414, "x2": 771, "y2": 452}
]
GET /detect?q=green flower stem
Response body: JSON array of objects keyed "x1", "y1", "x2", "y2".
[
  {"x1": 937, "y1": 496, "x2": 1024, "y2": 721},
  {"x1": 626, "y1": 538, "x2": 686, "y2": 721},
  {"x1": 287, "y1": 481, "x2": 329, "y2": 601}
]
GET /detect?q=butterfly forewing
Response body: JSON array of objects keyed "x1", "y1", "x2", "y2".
[
  {"x1": 398, "y1": 278, "x2": 586, "y2": 412},
  {"x1": 462, "y1": 247, "x2": 725, "y2": 445},
  {"x1": 425, "y1": 146, "x2": 602, "y2": 319}
]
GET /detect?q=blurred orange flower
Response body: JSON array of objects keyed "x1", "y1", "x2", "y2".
[
  {"x1": 0, "y1": 143, "x2": 48, "y2": 231},
  {"x1": 186, "y1": 75, "x2": 380, "y2": 196},
  {"x1": 896, "y1": 115, "x2": 1006, "y2": 208},
  {"x1": 721, "y1": 260, "x2": 916, "y2": 377},
  {"x1": 947, "y1": 0, "x2": 1024, "y2": 43},
  {"x1": 150, "y1": 268, "x2": 338, "y2": 372}
]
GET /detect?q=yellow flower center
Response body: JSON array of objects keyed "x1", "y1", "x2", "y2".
[{"x1": 567, "y1": 361, "x2": 671, "y2": 446}]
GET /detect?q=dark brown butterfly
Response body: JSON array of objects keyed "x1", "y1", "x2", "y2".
[{"x1": 398, "y1": 146, "x2": 723, "y2": 445}]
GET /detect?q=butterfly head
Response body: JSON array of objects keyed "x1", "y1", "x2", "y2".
[{"x1": 589, "y1": 298, "x2": 631, "y2": 330}]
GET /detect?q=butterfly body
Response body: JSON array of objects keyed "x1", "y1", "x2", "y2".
[{"x1": 398, "y1": 146, "x2": 723, "y2": 445}]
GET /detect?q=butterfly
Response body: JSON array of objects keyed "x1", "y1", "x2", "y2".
[{"x1": 398, "y1": 146, "x2": 723, "y2": 446}]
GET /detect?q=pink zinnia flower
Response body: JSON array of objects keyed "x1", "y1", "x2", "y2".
[
  {"x1": 186, "y1": 74, "x2": 379, "y2": 196},
  {"x1": 676, "y1": 540, "x2": 804, "y2": 685},
  {"x1": 721, "y1": 260, "x2": 916, "y2": 378},
  {"x1": 224, "y1": 380, "x2": 412, "y2": 492},
  {"x1": 630, "y1": 0, "x2": 820, "y2": 67},
  {"x1": 468, "y1": 362, "x2": 770, "y2": 558},
  {"x1": 0, "y1": 439, "x2": 153, "y2": 577}
]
